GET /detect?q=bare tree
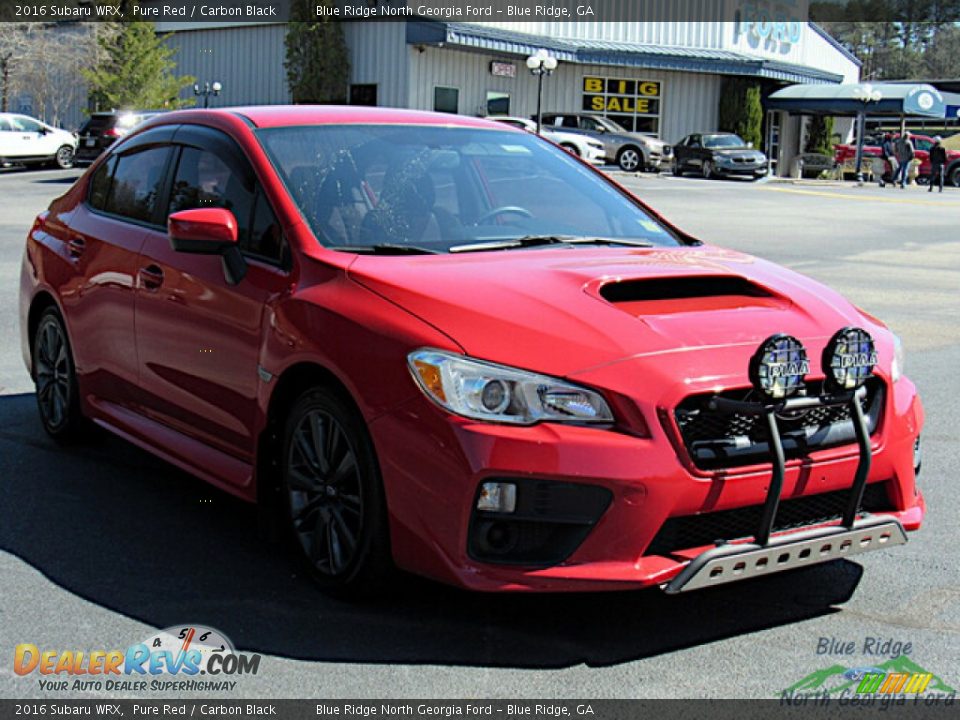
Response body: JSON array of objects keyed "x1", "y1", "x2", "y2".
[
  {"x1": 3, "y1": 23, "x2": 111, "y2": 127},
  {"x1": 0, "y1": 23, "x2": 33, "y2": 113}
]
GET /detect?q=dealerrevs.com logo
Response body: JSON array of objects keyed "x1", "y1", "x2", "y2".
[{"x1": 14, "y1": 625, "x2": 261, "y2": 693}]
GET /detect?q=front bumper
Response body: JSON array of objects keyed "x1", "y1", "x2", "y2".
[
  {"x1": 716, "y1": 161, "x2": 767, "y2": 176},
  {"x1": 369, "y1": 366, "x2": 925, "y2": 592}
]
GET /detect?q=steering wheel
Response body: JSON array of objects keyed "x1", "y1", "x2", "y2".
[{"x1": 473, "y1": 206, "x2": 533, "y2": 225}]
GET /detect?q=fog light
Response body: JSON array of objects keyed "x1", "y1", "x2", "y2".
[
  {"x1": 477, "y1": 482, "x2": 516, "y2": 513},
  {"x1": 822, "y1": 327, "x2": 877, "y2": 392}
]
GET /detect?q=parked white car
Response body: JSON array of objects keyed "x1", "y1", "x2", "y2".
[
  {"x1": 0, "y1": 113, "x2": 77, "y2": 169},
  {"x1": 489, "y1": 116, "x2": 606, "y2": 165}
]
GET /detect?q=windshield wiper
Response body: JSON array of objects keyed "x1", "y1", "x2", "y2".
[
  {"x1": 449, "y1": 236, "x2": 655, "y2": 253},
  {"x1": 333, "y1": 243, "x2": 441, "y2": 255}
]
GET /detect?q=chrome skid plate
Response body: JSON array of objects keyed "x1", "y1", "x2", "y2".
[{"x1": 663, "y1": 516, "x2": 907, "y2": 594}]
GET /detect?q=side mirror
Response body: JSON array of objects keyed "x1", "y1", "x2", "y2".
[
  {"x1": 595, "y1": 126, "x2": 607, "y2": 133},
  {"x1": 168, "y1": 207, "x2": 247, "y2": 285},
  {"x1": 747, "y1": 141, "x2": 754, "y2": 148}
]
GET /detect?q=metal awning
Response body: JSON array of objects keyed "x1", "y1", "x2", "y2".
[
  {"x1": 406, "y1": 21, "x2": 845, "y2": 85},
  {"x1": 765, "y1": 83, "x2": 947, "y2": 117}
]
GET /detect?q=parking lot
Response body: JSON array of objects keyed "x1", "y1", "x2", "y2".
[{"x1": 0, "y1": 166, "x2": 958, "y2": 699}]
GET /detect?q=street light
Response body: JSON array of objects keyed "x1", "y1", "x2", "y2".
[
  {"x1": 852, "y1": 83, "x2": 882, "y2": 185},
  {"x1": 193, "y1": 81, "x2": 223, "y2": 109},
  {"x1": 526, "y1": 49, "x2": 558, "y2": 134}
]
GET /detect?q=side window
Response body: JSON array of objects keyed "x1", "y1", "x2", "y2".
[
  {"x1": 88, "y1": 156, "x2": 117, "y2": 211},
  {"x1": 560, "y1": 116, "x2": 579, "y2": 129},
  {"x1": 913, "y1": 138, "x2": 931, "y2": 152},
  {"x1": 579, "y1": 117, "x2": 600, "y2": 131},
  {"x1": 104, "y1": 146, "x2": 170, "y2": 223},
  {"x1": 168, "y1": 146, "x2": 254, "y2": 245},
  {"x1": 11, "y1": 116, "x2": 42, "y2": 132},
  {"x1": 247, "y1": 189, "x2": 286, "y2": 265}
]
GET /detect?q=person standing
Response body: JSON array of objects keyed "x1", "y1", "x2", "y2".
[
  {"x1": 879, "y1": 133, "x2": 898, "y2": 188},
  {"x1": 896, "y1": 132, "x2": 915, "y2": 188},
  {"x1": 928, "y1": 136, "x2": 947, "y2": 193}
]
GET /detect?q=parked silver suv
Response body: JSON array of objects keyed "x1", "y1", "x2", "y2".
[{"x1": 540, "y1": 113, "x2": 671, "y2": 171}]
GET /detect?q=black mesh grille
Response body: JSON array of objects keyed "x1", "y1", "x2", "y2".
[
  {"x1": 645, "y1": 482, "x2": 893, "y2": 556},
  {"x1": 674, "y1": 378, "x2": 884, "y2": 470}
]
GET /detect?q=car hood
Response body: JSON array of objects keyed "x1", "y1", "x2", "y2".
[{"x1": 348, "y1": 245, "x2": 874, "y2": 378}]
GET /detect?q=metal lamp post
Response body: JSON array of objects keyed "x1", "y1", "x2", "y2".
[
  {"x1": 526, "y1": 50, "x2": 558, "y2": 135},
  {"x1": 852, "y1": 83, "x2": 882, "y2": 185},
  {"x1": 194, "y1": 81, "x2": 223, "y2": 109}
]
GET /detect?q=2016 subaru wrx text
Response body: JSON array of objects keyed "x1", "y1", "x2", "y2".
[{"x1": 19, "y1": 106, "x2": 925, "y2": 594}]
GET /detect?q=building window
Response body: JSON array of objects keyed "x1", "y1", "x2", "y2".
[
  {"x1": 349, "y1": 84, "x2": 378, "y2": 106},
  {"x1": 486, "y1": 91, "x2": 510, "y2": 116},
  {"x1": 434, "y1": 86, "x2": 459, "y2": 114},
  {"x1": 581, "y1": 76, "x2": 662, "y2": 136}
]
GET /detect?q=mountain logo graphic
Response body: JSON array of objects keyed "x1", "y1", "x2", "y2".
[{"x1": 780, "y1": 656, "x2": 955, "y2": 696}]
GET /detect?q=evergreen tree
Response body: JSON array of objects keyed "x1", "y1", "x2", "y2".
[
  {"x1": 718, "y1": 78, "x2": 763, "y2": 149},
  {"x1": 805, "y1": 115, "x2": 835, "y2": 156},
  {"x1": 82, "y1": 19, "x2": 194, "y2": 110},
  {"x1": 285, "y1": 0, "x2": 350, "y2": 104}
]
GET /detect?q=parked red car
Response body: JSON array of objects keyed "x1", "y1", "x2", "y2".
[
  {"x1": 20, "y1": 107, "x2": 925, "y2": 595},
  {"x1": 834, "y1": 132, "x2": 960, "y2": 185}
]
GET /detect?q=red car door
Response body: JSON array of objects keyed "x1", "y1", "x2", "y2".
[
  {"x1": 63, "y1": 131, "x2": 175, "y2": 411},
  {"x1": 133, "y1": 127, "x2": 291, "y2": 469}
]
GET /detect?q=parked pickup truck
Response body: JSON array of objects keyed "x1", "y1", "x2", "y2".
[{"x1": 834, "y1": 133, "x2": 960, "y2": 186}]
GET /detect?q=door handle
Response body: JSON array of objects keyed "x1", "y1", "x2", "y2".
[
  {"x1": 138, "y1": 264, "x2": 164, "y2": 290},
  {"x1": 67, "y1": 237, "x2": 85, "y2": 259}
]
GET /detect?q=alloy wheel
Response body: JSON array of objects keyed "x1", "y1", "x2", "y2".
[
  {"x1": 285, "y1": 409, "x2": 364, "y2": 576},
  {"x1": 618, "y1": 148, "x2": 641, "y2": 172},
  {"x1": 35, "y1": 316, "x2": 71, "y2": 431},
  {"x1": 702, "y1": 161, "x2": 713, "y2": 179},
  {"x1": 56, "y1": 145, "x2": 74, "y2": 169}
]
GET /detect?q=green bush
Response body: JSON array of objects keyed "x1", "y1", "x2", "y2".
[
  {"x1": 718, "y1": 77, "x2": 762, "y2": 148},
  {"x1": 805, "y1": 115, "x2": 835, "y2": 156},
  {"x1": 285, "y1": 0, "x2": 350, "y2": 104}
]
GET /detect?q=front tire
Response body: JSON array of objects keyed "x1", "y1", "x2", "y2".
[
  {"x1": 617, "y1": 146, "x2": 642, "y2": 172},
  {"x1": 949, "y1": 164, "x2": 960, "y2": 188},
  {"x1": 33, "y1": 307, "x2": 85, "y2": 441},
  {"x1": 53, "y1": 145, "x2": 74, "y2": 169},
  {"x1": 281, "y1": 386, "x2": 392, "y2": 596},
  {"x1": 559, "y1": 143, "x2": 580, "y2": 157}
]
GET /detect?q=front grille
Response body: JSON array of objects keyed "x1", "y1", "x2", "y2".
[
  {"x1": 646, "y1": 482, "x2": 893, "y2": 556},
  {"x1": 674, "y1": 378, "x2": 884, "y2": 470}
]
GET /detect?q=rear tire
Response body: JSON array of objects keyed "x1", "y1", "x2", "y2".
[
  {"x1": 702, "y1": 160, "x2": 714, "y2": 179},
  {"x1": 280, "y1": 386, "x2": 393, "y2": 597},
  {"x1": 672, "y1": 161, "x2": 683, "y2": 177},
  {"x1": 32, "y1": 307, "x2": 85, "y2": 441}
]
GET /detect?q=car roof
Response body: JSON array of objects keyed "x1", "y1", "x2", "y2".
[{"x1": 153, "y1": 105, "x2": 511, "y2": 131}]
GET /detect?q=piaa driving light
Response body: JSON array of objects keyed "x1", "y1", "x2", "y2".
[
  {"x1": 749, "y1": 334, "x2": 809, "y2": 399},
  {"x1": 407, "y1": 349, "x2": 614, "y2": 425},
  {"x1": 823, "y1": 327, "x2": 878, "y2": 392}
]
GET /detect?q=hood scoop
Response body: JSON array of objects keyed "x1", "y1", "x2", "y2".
[{"x1": 598, "y1": 275, "x2": 788, "y2": 316}]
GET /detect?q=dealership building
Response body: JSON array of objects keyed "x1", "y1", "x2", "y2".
[{"x1": 156, "y1": 13, "x2": 861, "y2": 174}]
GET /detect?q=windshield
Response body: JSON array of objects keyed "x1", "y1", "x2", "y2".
[
  {"x1": 257, "y1": 125, "x2": 679, "y2": 253},
  {"x1": 703, "y1": 134, "x2": 748, "y2": 149},
  {"x1": 595, "y1": 116, "x2": 628, "y2": 133}
]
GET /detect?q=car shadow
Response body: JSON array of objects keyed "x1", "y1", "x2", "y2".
[{"x1": 0, "y1": 392, "x2": 863, "y2": 669}]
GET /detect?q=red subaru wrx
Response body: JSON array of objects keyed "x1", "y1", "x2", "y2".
[{"x1": 20, "y1": 107, "x2": 925, "y2": 595}]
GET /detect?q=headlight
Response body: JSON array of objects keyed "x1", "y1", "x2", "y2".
[
  {"x1": 408, "y1": 349, "x2": 614, "y2": 425},
  {"x1": 891, "y1": 333, "x2": 904, "y2": 383}
]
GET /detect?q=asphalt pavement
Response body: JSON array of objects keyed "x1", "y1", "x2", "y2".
[{"x1": 0, "y1": 167, "x2": 957, "y2": 699}]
